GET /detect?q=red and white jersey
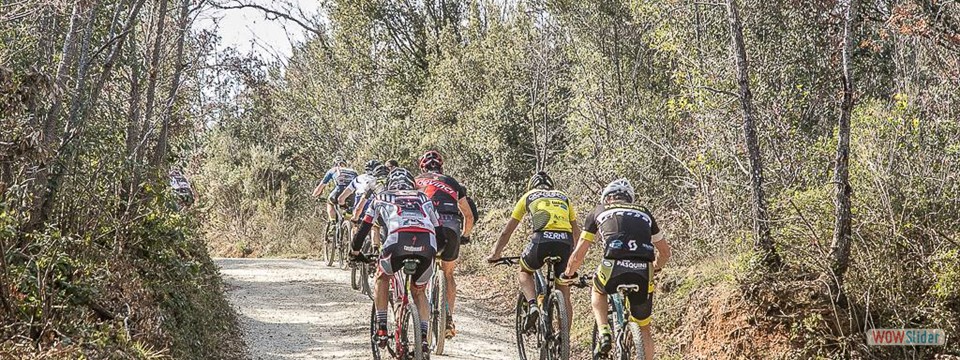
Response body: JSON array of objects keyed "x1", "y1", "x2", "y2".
[{"x1": 363, "y1": 189, "x2": 440, "y2": 250}]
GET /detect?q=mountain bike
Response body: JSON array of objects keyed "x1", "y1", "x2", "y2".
[
  {"x1": 427, "y1": 255, "x2": 448, "y2": 355},
  {"x1": 577, "y1": 272, "x2": 652, "y2": 360},
  {"x1": 322, "y1": 206, "x2": 352, "y2": 269},
  {"x1": 368, "y1": 257, "x2": 427, "y2": 360},
  {"x1": 352, "y1": 235, "x2": 379, "y2": 300},
  {"x1": 491, "y1": 256, "x2": 571, "y2": 360}
]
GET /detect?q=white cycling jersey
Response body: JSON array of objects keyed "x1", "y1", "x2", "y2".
[{"x1": 349, "y1": 174, "x2": 378, "y2": 195}]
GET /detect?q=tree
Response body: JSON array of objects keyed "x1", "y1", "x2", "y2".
[
  {"x1": 825, "y1": 0, "x2": 859, "y2": 301},
  {"x1": 725, "y1": 0, "x2": 782, "y2": 271}
]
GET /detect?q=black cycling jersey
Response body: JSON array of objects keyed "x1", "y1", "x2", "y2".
[
  {"x1": 582, "y1": 202, "x2": 662, "y2": 261},
  {"x1": 415, "y1": 172, "x2": 467, "y2": 215}
]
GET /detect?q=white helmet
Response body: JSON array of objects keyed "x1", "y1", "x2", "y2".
[{"x1": 600, "y1": 178, "x2": 635, "y2": 202}]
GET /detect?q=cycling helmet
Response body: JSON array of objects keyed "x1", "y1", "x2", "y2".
[
  {"x1": 601, "y1": 178, "x2": 635, "y2": 202},
  {"x1": 364, "y1": 160, "x2": 382, "y2": 174},
  {"x1": 333, "y1": 157, "x2": 347, "y2": 167},
  {"x1": 527, "y1": 171, "x2": 554, "y2": 190},
  {"x1": 372, "y1": 165, "x2": 389, "y2": 179},
  {"x1": 419, "y1": 150, "x2": 443, "y2": 172},
  {"x1": 387, "y1": 168, "x2": 416, "y2": 190},
  {"x1": 385, "y1": 159, "x2": 399, "y2": 169}
]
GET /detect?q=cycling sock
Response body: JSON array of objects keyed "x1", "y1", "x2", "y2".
[
  {"x1": 376, "y1": 310, "x2": 388, "y2": 329},
  {"x1": 599, "y1": 324, "x2": 612, "y2": 335},
  {"x1": 528, "y1": 298, "x2": 537, "y2": 308},
  {"x1": 420, "y1": 321, "x2": 429, "y2": 336}
]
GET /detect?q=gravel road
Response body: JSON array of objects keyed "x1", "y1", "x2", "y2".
[{"x1": 217, "y1": 258, "x2": 517, "y2": 359}]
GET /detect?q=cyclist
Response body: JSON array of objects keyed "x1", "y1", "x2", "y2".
[
  {"x1": 350, "y1": 163, "x2": 390, "y2": 220},
  {"x1": 560, "y1": 179, "x2": 671, "y2": 360},
  {"x1": 486, "y1": 171, "x2": 580, "y2": 331},
  {"x1": 350, "y1": 164, "x2": 390, "y2": 248},
  {"x1": 338, "y1": 160, "x2": 382, "y2": 213},
  {"x1": 349, "y1": 168, "x2": 440, "y2": 354},
  {"x1": 414, "y1": 150, "x2": 474, "y2": 338},
  {"x1": 168, "y1": 167, "x2": 195, "y2": 211},
  {"x1": 312, "y1": 159, "x2": 358, "y2": 221}
]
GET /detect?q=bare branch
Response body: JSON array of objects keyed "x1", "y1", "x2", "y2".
[{"x1": 209, "y1": 1, "x2": 323, "y2": 37}]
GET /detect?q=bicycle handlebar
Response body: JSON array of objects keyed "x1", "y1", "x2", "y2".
[
  {"x1": 350, "y1": 253, "x2": 378, "y2": 265},
  {"x1": 569, "y1": 273, "x2": 593, "y2": 289}
]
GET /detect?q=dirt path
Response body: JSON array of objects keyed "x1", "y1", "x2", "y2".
[{"x1": 217, "y1": 258, "x2": 517, "y2": 360}]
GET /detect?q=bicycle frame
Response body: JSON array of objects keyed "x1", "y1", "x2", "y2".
[{"x1": 610, "y1": 286, "x2": 639, "y2": 353}]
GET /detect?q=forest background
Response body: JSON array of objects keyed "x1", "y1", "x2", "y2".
[{"x1": 2, "y1": 0, "x2": 959, "y2": 358}]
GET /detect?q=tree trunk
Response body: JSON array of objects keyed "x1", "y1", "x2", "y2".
[
  {"x1": 41, "y1": 4, "x2": 83, "y2": 144},
  {"x1": 36, "y1": 3, "x2": 101, "y2": 228},
  {"x1": 125, "y1": 36, "x2": 144, "y2": 161},
  {"x1": 86, "y1": 0, "x2": 148, "y2": 114},
  {"x1": 140, "y1": 0, "x2": 170, "y2": 173},
  {"x1": 826, "y1": 0, "x2": 858, "y2": 302},
  {"x1": 152, "y1": 0, "x2": 190, "y2": 170},
  {"x1": 25, "y1": 3, "x2": 88, "y2": 234},
  {"x1": 725, "y1": 0, "x2": 782, "y2": 271}
]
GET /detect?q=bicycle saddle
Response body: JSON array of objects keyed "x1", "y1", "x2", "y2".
[
  {"x1": 543, "y1": 256, "x2": 562, "y2": 264},
  {"x1": 402, "y1": 258, "x2": 421, "y2": 275}
]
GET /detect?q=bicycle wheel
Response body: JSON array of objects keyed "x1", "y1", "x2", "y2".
[
  {"x1": 428, "y1": 264, "x2": 447, "y2": 355},
  {"x1": 359, "y1": 239, "x2": 375, "y2": 300},
  {"x1": 400, "y1": 302, "x2": 425, "y2": 360},
  {"x1": 333, "y1": 219, "x2": 344, "y2": 269},
  {"x1": 351, "y1": 248, "x2": 361, "y2": 290},
  {"x1": 338, "y1": 220, "x2": 352, "y2": 270},
  {"x1": 618, "y1": 322, "x2": 644, "y2": 360},
  {"x1": 591, "y1": 305, "x2": 619, "y2": 360},
  {"x1": 351, "y1": 265, "x2": 361, "y2": 290},
  {"x1": 591, "y1": 323, "x2": 603, "y2": 360},
  {"x1": 545, "y1": 290, "x2": 570, "y2": 360},
  {"x1": 515, "y1": 293, "x2": 540, "y2": 360},
  {"x1": 323, "y1": 221, "x2": 335, "y2": 267},
  {"x1": 369, "y1": 303, "x2": 384, "y2": 360}
]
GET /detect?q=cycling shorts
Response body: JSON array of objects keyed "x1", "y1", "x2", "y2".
[
  {"x1": 593, "y1": 258, "x2": 654, "y2": 326},
  {"x1": 435, "y1": 214, "x2": 462, "y2": 261},
  {"x1": 328, "y1": 185, "x2": 354, "y2": 208},
  {"x1": 378, "y1": 232, "x2": 437, "y2": 287},
  {"x1": 519, "y1": 231, "x2": 573, "y2": 280}
]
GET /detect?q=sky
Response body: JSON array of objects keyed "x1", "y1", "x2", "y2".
[{"x1": 194, "y1": 0, "x2": 323, "y2": 62}]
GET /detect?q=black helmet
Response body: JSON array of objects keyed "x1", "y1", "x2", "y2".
[
  {"x1": 387, "y1": 168, "x2": 416, "y2": 190},
  {"x1": 527, "y1": 171, "x2": 554, "y2": 191},
  {"x1": 364, "y1": 160, "x2": 382, "y2": 174},
  {"x1": 372, "y1": 165, "x2": 389, "y2": 179}
]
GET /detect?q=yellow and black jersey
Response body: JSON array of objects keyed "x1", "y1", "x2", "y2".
[
  {"x1": 582, "y1": 202, "x2": 661, "y2": 261},
  {"x1": 511, "y1": 189, "x2": 576, "y2": 233}
]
